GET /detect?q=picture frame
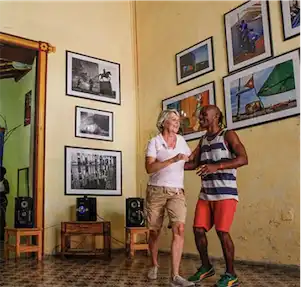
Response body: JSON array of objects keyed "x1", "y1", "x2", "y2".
[
  {"x1": 65, "y1": 146, "x2": 122, "y2": 196},
  {"x1": 66, "y1": 51, "x2": 121, "y2": 105},
  {"x1": 280, "y1": 0, "x2": 300, "y2": 41},
  {"x1": 175, "y1": 37, "x2": 214, "y2": 85},
  {"x1": 223, "y1": 49, "x2": 300, "y2": 130},
  {"x1": 224, "y1": 1, "x2": 273, "y2": 73},
  {"x1": 75, "y1": 106, "x2": 113, "y2": 142},
  {"x1": 17, "y1": 167, "x2": 29, "y2": 197},
  {"x1": 162, "y1": 81, "x2": 216, "y2": 141}
]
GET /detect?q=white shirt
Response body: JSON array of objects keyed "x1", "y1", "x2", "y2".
[{"x1": 146, "y1": 134, "x2": 191, "y2": 189}]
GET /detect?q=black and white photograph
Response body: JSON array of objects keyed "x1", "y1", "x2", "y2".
[
  {"x1": 280, "y1": 0, "x2": 300, "y2": 41},
  {"x1": 75, "y1": 106, "x2": 113, "y2": 141},
  {"x1": 66, "y1": 51, "x2": 121, "y2": 105},
  {"x1": 65, "y1": 146, "x2": 122, "y2": 196}
]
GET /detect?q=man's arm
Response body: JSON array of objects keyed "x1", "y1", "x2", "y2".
[
  {"x1": 3, "y1": 179, "x2": 9, "y2": 195},
  {"x1": 197, "y1": 130, "x2": 248, "y2": 175},
  {"x1": 220, "y1": 130, "x2": 248, "y2": 169},
  {"x1": 184, "y1": 139, "x2": 202, "y2": 170}
]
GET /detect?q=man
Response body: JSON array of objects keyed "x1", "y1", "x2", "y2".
[
  {"x1": 0, "y1": 166, "x2": 9, "y2": 241},
  {"x1": 185, "y1": 105, "x2": 248, "y2": 287}
]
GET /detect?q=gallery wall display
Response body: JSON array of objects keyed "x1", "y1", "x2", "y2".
[
  {"x1": 162, "y1": 81, "x2": 216, "y2": 141},
  {"x1": 75, "y1": 106, "x2": 113, "y2": 142},
  {"x1": 65, "y1": 146, "x2": 122, "y2": 196},
  {"x1": 66, "y1": 51, "x2": 121, "y2": 105},
  {"x1": 176, "y1": 37, "x2": 214, "y2": 85},
  {"x1": 224, "y1": 1, "x2": 273, "y2": 73},
  {"x1": 280, "y1": 0, "x2": 300, "y2": 41},
  {"x1": 223, "y1": 49, "x2": 300, "y2": 130}
]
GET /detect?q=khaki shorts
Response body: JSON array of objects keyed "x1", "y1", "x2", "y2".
[{"x1": 145, "y1": 185, "x2": 187, "y2": 230}]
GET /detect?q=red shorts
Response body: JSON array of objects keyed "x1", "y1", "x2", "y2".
[{"x1": 193, "y1": 199, "x2": 237, "y2": 232}]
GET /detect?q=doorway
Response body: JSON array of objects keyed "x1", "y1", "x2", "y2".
[{"x1": 0, "y1": 32, "x2": 55, "y2": 259}]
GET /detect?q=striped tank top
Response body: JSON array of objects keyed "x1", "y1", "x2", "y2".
[{"x1": 199, "y1": 129, "x2": 238, "y2": 201}]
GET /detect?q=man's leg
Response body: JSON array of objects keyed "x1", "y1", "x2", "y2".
[
  {"x1": 216, "y1": 231, "x2": 235, "y2": 275},
  {"x1": 214, "y1": 200, "x2": 239, "y2": 287},
  {"x1": 188, "y1": 200, "x2": 215, "y2": 283},
  {"x1": 193, "y1": 227, "x2": 211, "y2": 268}
]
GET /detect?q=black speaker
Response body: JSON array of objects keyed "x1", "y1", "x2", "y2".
[
  {"x1": 14, "y1": 197, "x2": 34, "y2": 228},
  {"x1": 76, "y1": 197, "x2": 97, "y2": 221},
  {"x1": 126, "y1": 198, "x2": 145, "y2": 227}
]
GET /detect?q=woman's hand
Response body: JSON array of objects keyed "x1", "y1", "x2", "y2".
[{"x1": 173, "y1": 153, "x2": 189, "y2": 162}]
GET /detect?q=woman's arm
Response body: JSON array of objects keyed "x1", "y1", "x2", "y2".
[{"x1": 145, "y1": 153, "x2": 188, "y2": 174}]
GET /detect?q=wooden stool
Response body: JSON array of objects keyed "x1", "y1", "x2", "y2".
[
  {"x1": 4, "y1": 228, "x2": 42, "y2": 261},
  {"x1": 125, "y1": 227, "x2": 149, "y2": 257}
]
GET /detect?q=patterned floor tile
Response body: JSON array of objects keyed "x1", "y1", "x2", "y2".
[{"x1": 0, "y1": 252, "x2": 299, "y2": 286}]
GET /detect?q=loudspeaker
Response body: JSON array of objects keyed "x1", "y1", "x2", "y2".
[
  {"x1": 76, "y1": 197, "x2": 97, "y2": 221},
  {"x1": 126, "y1": 198, "x2": 145, "y2": 227},
  {"x1": 14, "y1": 197, "x2": 34, "y2": 228}
]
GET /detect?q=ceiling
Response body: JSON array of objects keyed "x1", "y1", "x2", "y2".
[{"x1": 0, "y1": 43, "x2": 36, "y2": 82}]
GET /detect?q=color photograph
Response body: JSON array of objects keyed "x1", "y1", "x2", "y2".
[
  {"x1": 176, "y1": 37, "x2": 214, "y2": 84},
  {"x1": 224, "y1": 49, "x2": 300, "y2": 130},
  {"x1": 225, "y1": 1, "x2": 272, "y2": 72},
  {"x1": 162, "y1": 82, "x2": 215, "y2": 141},
  {"x1": 281, "y1": 0, "x2": 300, "y2": 40},
  {"x1": 66, "y1": 51, "x2": 121, "y2": 105}
]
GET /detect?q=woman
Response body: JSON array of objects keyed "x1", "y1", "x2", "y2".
[{"x1": 145, "y1": 109, "x2": 194, "y2": 287}]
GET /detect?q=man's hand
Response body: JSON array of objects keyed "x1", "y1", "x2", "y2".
[{"x1": 196, "y1": 164, "x2": 219, "y2": 176}]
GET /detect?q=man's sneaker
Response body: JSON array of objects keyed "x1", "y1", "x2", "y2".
[
  {"x1": 147, "y1": 266, "x2": 158, "y2": 280},
  {"x1": 188, "y1": 265, "x2": 215, "y2": 282},
  {"x1": 215, "y1": 273, "x2": 239, "y2": 287},
  {"x1": 170, "y1": 275, "x2": 195, "y2": 287}
]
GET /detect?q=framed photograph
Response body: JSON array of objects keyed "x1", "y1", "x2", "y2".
[
  {"x1": 223, "y1": 49, "x2": 300, "y2": 130},
  {"x1": 65, "y1": 146, "x2": 122, "y2": 196},
  {"x1": 66, "y1": 51, "x2": 121, "y2": 105},
  {"x1": 24, "y1": 90, "x2": 31, "y2": 126},
  {"x1": 17, "y1": 168, "x2": 29, "y2": 197},
  {"x1": 176, "y1": 37, "x2": 214, "y2": 85},
  {"x1": 224, "y1": 1, "x2": 273, "y2": 73},
  {"x1": 280, "y1": 0, "x2": 300, "y2": 41},
  {"x1": 75, "y1": 106, "x2": 113, "y2": 142},
  {"x1": 162, "y1": 81, "x2": 216, "y2": 141}
]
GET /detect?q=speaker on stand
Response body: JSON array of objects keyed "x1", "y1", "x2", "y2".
[
  {"x1": 14, "y1": 197, "x2": 34, "y2": 228},
  {"x1": 76, "y1": 196, "x2": 97, "y2": 221},
  {"x1": 126, "y1": 198, "x2": 145, "y2": 227}
]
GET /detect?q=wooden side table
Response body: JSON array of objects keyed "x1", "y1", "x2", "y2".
[
  {"x1": 4, "y1": 227, "x2": 42, "y2": 261},
  {"x1": 125, "y1": 227, "x2": 149, "y2": 257},
  {"x1": 61, "y1": 221, "x2": 111, "y2": 259}
]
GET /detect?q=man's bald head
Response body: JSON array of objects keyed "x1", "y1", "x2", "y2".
[{"x1": 199, "y1": 105, "x2": 223, "y2": 129}]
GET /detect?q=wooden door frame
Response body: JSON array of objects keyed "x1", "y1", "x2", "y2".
[{"x1": 0, "y1": 32, "x2": 55, "y2": 255}]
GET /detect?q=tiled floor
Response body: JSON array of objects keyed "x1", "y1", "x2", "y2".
[{"x1": 0, "y1": 252, "x2": 299, "y2": 287}]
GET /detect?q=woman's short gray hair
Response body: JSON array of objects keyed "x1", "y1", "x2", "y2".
[{"x1": 156, "y1": 109, "x2": 180, "y2": 132}]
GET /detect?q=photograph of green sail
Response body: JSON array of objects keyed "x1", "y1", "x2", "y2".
[{"x1": 224, "y1": 49, "x2": 300, "y2": 130}]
